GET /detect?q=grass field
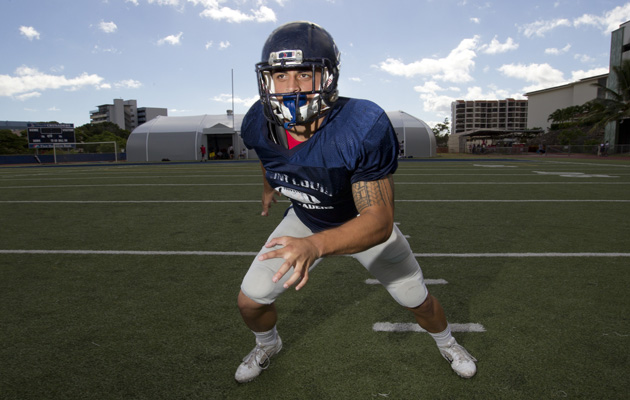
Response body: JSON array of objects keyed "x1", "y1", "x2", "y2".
[{"x1": 1, "y1": 156, "x2": 629, "y2": 399}]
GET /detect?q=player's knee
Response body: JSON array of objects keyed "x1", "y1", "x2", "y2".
[
  {"x1": 240, "y1": 269, "x2": 280, "y2": 305},
  {"x1": 386, "y1": 278, "x2": 428, "y2": 308}
]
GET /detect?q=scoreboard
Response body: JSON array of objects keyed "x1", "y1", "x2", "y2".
[{"x1": 28, "y1": 123, "x2": 76, "y2": 149}]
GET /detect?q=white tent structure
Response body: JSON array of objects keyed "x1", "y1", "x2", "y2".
[
  {"x1": 126, "y1": 110, "x2": 436, "y2": 162},
  {"x1": 126, "y1": 114, "x2": 246, "y2": 162},
  {"x1": 386, "y1": 111, "x2": 437, "y2": 158}
]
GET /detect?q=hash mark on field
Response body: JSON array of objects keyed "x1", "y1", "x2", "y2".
[
  {"x1": 373, "y1": 322, "x2": 486, "y2": 333},
  {"x1": 365, "y1": 278, "x2": 448, "y2": 285}
]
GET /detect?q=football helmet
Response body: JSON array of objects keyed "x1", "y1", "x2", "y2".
[{"x1": 256, "y1": 21, "x2": 340, "y2": 128}]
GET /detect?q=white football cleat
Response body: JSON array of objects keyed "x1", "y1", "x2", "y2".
[
  {"x1": 439, "y1": 338, "x2": 477, "y2": 378},
  {"x1": 234, "y1": 337, "x2": 283, "y2": 383}
]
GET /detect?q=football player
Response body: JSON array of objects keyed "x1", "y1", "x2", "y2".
[{"x1": 235, "y1": 21, "x2": 477, "y2": 383}]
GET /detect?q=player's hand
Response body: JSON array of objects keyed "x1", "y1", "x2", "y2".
[
  {"x1": 261, "y1": 189, "x2": 281, "y2": 216},
  {"x1": 259, "y1": 236, "x2": 321, "y2": 291}
]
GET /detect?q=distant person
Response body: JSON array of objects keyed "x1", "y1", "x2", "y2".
[{"x1": 200, "y1": 144, "x2": 206, "y2": 162}]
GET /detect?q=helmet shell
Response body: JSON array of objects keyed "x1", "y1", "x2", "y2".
[
  {"x1": 256, "y1": 21, "x2": 341, "y2": 127},
  {"x1": 260, "y1": 21, "x2": 340, "y2": 74}
]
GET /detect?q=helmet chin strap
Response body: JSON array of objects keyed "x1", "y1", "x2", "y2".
[{"x1": 282, "y1": 94, "x2": 308, "y2": 129}]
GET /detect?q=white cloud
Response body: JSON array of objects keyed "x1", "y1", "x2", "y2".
[
  {"x1": 519, "y1": 18, "x2": 571, "y2": 37},
  {"x1": 520, "y1": 3, "x2": 630, "y2": 39},
  {"x1": 0, "y1": 66, "x2": 105, "y2": 97},
  {"x1": 205, "y1": 41, "x2": 213, "y2": 49},
  {"x1": 570, "y1": 67, "x2": 609, "y2": 81},
  {"x1": 16, "y1": 92, "x2": 42, "y2": 101},
  {"x1": 169, "y1": 108, "x2": 193, "y2": 114},
  {"x1": 545, "y1": 44, "x2": 571, "y2": 55},
  {"x1": 125, "y1": 0, "x2": 139, "y2": 4},
  {"x1": 419, "y1": 93, "x2": 456, "y2": 114},
  {"x1": 219, "y1": 41, "x2": 231, "y2": 49},
  {"x1": 470, "y1": 17, "x2": 480, "y2": 24},
  {"x1": 574, "y1": 53, "x2": 594, "y2": 63},
  {"x1": 349, "y1": 77, "x2": 361, "y2": 82},
  {"x1": 149, "y1": 0, "x2": 182, "y2": 6},
  {"x1": 144, "y1": 0, "x2": 277, "y2": 23},
  {"x1": 157, "y1": 32, "x2": 183, "y2": 45},
  {"x1": 497, "y1": 63, "x2": 606, "y2": 93},
  {"x1": 480, "y1": 36, "x2": 518, "y2": 54},
  {"x1": 92, "y1": 45, "x2": 121, "y2": 54},
  {"x1": 212, "y1": 93, "x2": 258, "y2": 107},
  {"x1": 191, "y1": 0, "x2": 277, "y2": 23},
  {"x1": 99, "y1": 21, "x2": 118, "y2": 33},
  {"x1": 19, "y1": 26, "x2": 40, "y2": 41},
  {"x1": 498, "y1": 63, "x2": 565, "y2": 87},
  {"x1": 413, "y1": 81, "x2": 447, "y2": 94},
  {"x1": 378, "y1": 36, "x2": 479, "y2": 83},
  {"x1": 115, "y1": 79, "x2": 142, "y2": 89},
  {"x1": 573, "y1": 3, "x2": 630, "y2": 33}
]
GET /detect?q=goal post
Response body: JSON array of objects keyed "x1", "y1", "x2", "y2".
[{"x1": 52, "y1": 141, "x2": 119, "y2": 164}]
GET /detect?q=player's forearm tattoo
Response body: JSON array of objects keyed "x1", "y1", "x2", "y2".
[{"x1": 352, "y1": 175, "x2": 394, "y2": 213}]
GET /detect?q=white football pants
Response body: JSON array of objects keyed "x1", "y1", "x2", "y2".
[{"x1": 240, "y1": 208, "x2": 428, "y2": 308}]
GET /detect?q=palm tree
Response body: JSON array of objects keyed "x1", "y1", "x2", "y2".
[{"x1": 584, "y1": 59, "x2": 630, "y2": 130}]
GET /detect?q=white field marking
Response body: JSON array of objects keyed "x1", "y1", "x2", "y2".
[
  {"x1": 1, "y1": 183, "x2": 261, "y2": 189},
  {"x1": 373, "y1": 322, "x2": 486, "y2": 333},
  {"x1": 0, "y1": 249, "x2": 259, "y2": 256},
  {"x1": 4, "y1": 182, "x2": 630, "y2": 189},
  {"x1": 0, "y1": 200, "x2": 267, "y2": 204},
  {"x1": 543, "y1": 160, "x2": 630, "y2": 168},
  {"x1": 395, "y1": 182, "x2": 630, "y2": 185},
  {"x1": 365, "y1": 278, "x2": 448, "y2": 285},
  {"x1": 412, "y1": 252, "x2": 630, "y2": 257},
  {"x1": 533, "y1": 171, "x2": 618, "y2": 178},
  {"x1": 0, "y1": 174, "x2": 260, "y2": 181},
  {"x1": 396, "y1": 200, "x2": 630, "y2": 203},
  {"x1": 473, "y1": 164, "x2": 517, "y2": 168},
  {"x1": 1, "y1": 250, "x2": 629, "y2": 257},
  {"x1": 2, "y1": 199, "x2": 628, "y2": 204}
]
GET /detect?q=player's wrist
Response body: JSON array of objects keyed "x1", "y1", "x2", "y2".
[{"x1": 307, "y1": 235, "x2": 326, "y2": 259}]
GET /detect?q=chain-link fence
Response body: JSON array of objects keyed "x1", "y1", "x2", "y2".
[{"x1": 469, "y1": 144, "x2": 630, "y2": 157}]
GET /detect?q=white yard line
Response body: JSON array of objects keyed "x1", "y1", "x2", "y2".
[
  {"x1": 373, "y1": 322, "x2": 486, "y2": 333},
  {"x1": 366, "y1": 278, "x2": 448, "y2": 285},
  {"x1": 1, "y1": 250, "x2": 628, "y2": 257}
]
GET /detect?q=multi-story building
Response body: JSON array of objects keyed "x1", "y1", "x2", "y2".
[
  {"x1": 451, "y1": 98, "x2": 528, "y2": 135},
  {"x1": 525, "y1": 75, "x2": 607, "y2": 132},
  {"x1": 89, "y1": 99, "x2": 167, "y2": 131}
]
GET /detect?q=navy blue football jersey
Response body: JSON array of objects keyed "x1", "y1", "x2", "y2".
[{"x1": 241, "y1": 97, "x2": 399, "y2": 232}]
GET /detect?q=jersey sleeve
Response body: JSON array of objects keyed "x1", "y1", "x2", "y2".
[
  {"x1": 350, "y1": 111, "x2": 399, "y2": 184},
  {"x1": 241, "y1": 101, "x2": 264, "y2": 150}
]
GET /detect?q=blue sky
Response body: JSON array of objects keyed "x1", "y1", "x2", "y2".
[{"x1": 2, "y1": 0, "x2": 629, "y2": 129}]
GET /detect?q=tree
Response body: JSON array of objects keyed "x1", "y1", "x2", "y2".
[
  {"x1": 582, "y1": 59, "x2": 630, "y2": 131},
  {"x1": 544, "y1": 103, "x2": 598, "y2": 145},
  {"x1": 432, "y1": 118, "x2": 450, "y2": 147},
  {"x1": 0, "y1": 129, "x2": 29, "y2": 154},
  {"x1": 75, "y1": 122, "x2": 130, "y2": 151}
]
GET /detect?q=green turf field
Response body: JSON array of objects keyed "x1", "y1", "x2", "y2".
[{"x1": 1, "y1": 156, "x2": 629, "y2": 399}]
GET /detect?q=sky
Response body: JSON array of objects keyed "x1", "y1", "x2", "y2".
[{"x1": 2, "y1": 0, "x2": 630, "y2": 129}]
